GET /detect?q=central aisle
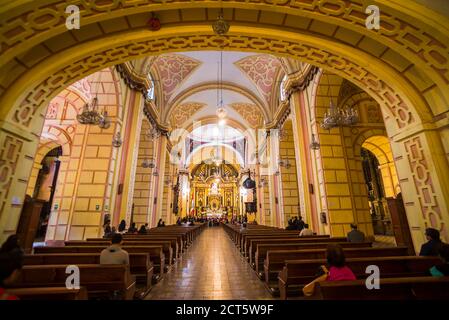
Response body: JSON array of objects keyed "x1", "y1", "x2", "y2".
[{"x1": 145, "y1": 225, "x2": 273, "y2": 300}]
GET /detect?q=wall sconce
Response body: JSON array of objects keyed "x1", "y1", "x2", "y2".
[
  {"x1": 278, "y1": 158, "x2": 291, "y2": 169},
  {"x1": 142, "y1": 157, "x2": 155, "y2": 168}
]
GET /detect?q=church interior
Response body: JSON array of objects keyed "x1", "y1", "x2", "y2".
[{"x1": 0, "y1": 0, "x2": 449, "y2": 301}]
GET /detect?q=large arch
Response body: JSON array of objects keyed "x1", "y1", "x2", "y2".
[{"x1": 0, "y1": 3, "x2": 448, "y2": 245}]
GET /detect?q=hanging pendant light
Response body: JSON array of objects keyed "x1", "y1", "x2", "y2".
[{"x1": 215, "y1": 50, "x2": 227, "y2": 120}]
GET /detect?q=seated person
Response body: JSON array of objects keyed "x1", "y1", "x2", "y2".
[
  {"x1": 347, "y1": 224, "x2": 365, "y2": 243},
  {"x1": 100, "y1": 234, "x2": 129, "y2": 265},
  {"x1": 299, "y1": 224, "x2": 314, "y2": 236},
  {"x1": 303, "y1": 244, "x2": 356, "y2": 296},
  {"x1": 285, "y1": 219, "x2": 296, "y2": 230},
  {"x1": 144, "y1": 223, "x2": 150, "y2": 232},
  {"x1": 138, "y1": 225, "x2": 148, "y2": 235},
  {"x1": 0, "y1": 249, "x2": 24, "y2": 300},
  {"x1": 0, "y1": 235, "x2": 23, "y2": 254},
  {"x1": 127, "y1": 222, "x2": 137, "y2": 234},
  {"x1": 429, "y1": 243, "x2": 449, "y2": 277},
  {"x1": 420, "y1": 228, "x2": 443, "y2": 256}
]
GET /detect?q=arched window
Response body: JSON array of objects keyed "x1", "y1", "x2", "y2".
[{"x1": 280, "y1": 74, "x2": 288, "y2": 102}]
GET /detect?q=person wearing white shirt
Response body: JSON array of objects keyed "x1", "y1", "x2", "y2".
[{"x1": 299, "y1": 224, "x2": 314, "y2": 236}]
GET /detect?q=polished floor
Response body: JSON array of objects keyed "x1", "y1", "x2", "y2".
[{"x1": 145, "y1": 226, "x2": 273, "y2": 300}]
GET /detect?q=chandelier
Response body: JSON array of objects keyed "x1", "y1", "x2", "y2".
[
  {"x1": 98, "y1": 109, "x2": 111, "y2": 129},
  {"x1": 77, "y1": 97, "x2": 102, "y2": 125},
  {"x1": 146, "y1": 124, "x2": 161, "y2": 140},
  {"x1": 142, "y1": 157, "x2": 155, "y2": 169},
  {"x1": 212, "y1": 10, "x2": 230, "y2": 36},
  {"x1": 320, "y1": 100, "x2": 359, "y2": 130}
]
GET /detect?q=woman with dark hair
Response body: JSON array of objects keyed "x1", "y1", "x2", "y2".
[
  {"x1": 429, "y1": 244, "x2": 449, "y2": 277},
  {"x1": 118, "y1": 220, "x2": 126, "y2": 233},
  {"x1": 138, "y1": 225, "x2": 148, "y2": 235},
  {"x1": 325, "y1": 244, "x2": 356, "y2": 281},
  {"x1": 0, "y1": 242, "x2": 24, "y2": 299}
]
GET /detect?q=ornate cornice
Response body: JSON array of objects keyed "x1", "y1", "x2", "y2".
[
  {"x1": 284, "y1": 65, "x2": 320, "y2": 97},
  {"x1": 265, "y1": 65, "x2": 318, "y2": 129},
  {"x1": 115, "y1": 63, "x2": 150, "y2": 96},
  {"x1": 116, "y1": 63, "x2": 167, "y2": 133}
]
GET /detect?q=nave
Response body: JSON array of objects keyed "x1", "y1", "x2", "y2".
[{"x1": 145, "y1": 226, "x2": 271, "y2": 300}]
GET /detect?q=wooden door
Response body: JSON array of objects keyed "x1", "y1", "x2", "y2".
[{"x1": 16, "y1": 195, "x2": 45, "y2": 253}]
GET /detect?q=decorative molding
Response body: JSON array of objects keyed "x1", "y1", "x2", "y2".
[
  {"x1": 169, "y1": 102, "x2": 206, "y2": 128},
  {"x1": 229, "y1": 103, "x2": 264, "y2": 128}
]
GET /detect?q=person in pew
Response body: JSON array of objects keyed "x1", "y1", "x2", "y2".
[
  {"x1": 144, "y1": 223, "x2": 150, "y2": 232},
  {"x1": 296, "y1": 216, "x2": 305, "y2": 231},
  {"x1": 303, "y1": 244, "x2": 356, "y2": 296},
  {"x1": 157, "y1": 219, "x2": 164, "y2": 227},
  {"x1": 0, "y1": 249, "x2": 24, "y2": 300},
  {"x1": 127, "y1": 222, "x2": 138, "y2": 234},
  {"x1": 176, "y1": 217, "x2": 182, "y2": 226},
  {"x1": 118, "y1": 220, "x2": 126, "y2": 233},
  {"x1": 299, "y1": 224, "x2": 314, "y2": 236},
  {"x1": 420, "y1": 228, "x2": 443, "y2": 256},
  {"x1": 138, "y1": 225, "x2": 148, "y2": 235},
  {"x1": 100, "y1": 233, "x2": 130, "y2": 265},
  {"x1": 103, "y1": 220, "x2": 112, "y2": 238},
  {"x1": 285, "y1": 219, "x2": 296, "y2": 230},
  {"x1": 429, "y1": 244, "x2": 449, "y2": 277},
  {"x1": 347, "y1": 224, "x2": 365, "y2": 243}
]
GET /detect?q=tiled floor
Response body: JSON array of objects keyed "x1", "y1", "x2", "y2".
[{"x1": 145, "y1": 226, "x2": 273, "y2": 300}]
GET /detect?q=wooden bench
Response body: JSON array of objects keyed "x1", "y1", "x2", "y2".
[
  {"x1": 24, "y1": 253, "x2": 154, "y2": 294},
  {"x1": 34, "y1": 245, "x2": 165, "y2": 281},
  {"x1": 310, "y1": 276, "x2": 449, "y2": 300},
  {"x1": 278, "y1": 256, "x2": 440, "y2": 299},
  {"x1": 13, "y1": 264, "x2": 136, "y2": 300},
  {"x1": 243, "y1": 234, "x2": 334, "y2": 257},
  {"x1": 6, "y1": 286, "x2": 89, "y2": 300},
  {"x1": 262, "y1": 246, "x2": 409, "y2": 292},
  {"x1": 66, "y1": 240, "x2": 174, "y2": 267},
  {"x1": 255, "y1": 242, "x2": 373, "y2": 276},
  {"x1": 248, "y1": 238, "x2": 362, "y2": 266}
]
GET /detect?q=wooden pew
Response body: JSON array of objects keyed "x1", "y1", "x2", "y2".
[
  {"x1": 243, "y1": 234, "x2": 333, "y2": 256},
  {"x1": 6, "y1": 287, "x2": 88, "y2": 300},
  {"x1": 263, "y1": 246, "x2": 409, "y2": 292},
  {"x1": 66, "y1": 240, "x2": 174, "y2": 268},
  {"x1": 13, "y1": 264, "x2": 136, "y2": 300},
  {"x1": 23, "y1": 253, "x2": 154, "y2": 294},
  {"x1": 34, "y1": 245, "x2": 165, "y2": 281},
  {"x1": 310, "y1": 276, "x2": 449, "y2": 300},
  {"x1": 248, "y1": 237, "x2": 360, "y2": 266},
  {"x1": 278, "y1": 256, "x2": 440, "y2": 300}
]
